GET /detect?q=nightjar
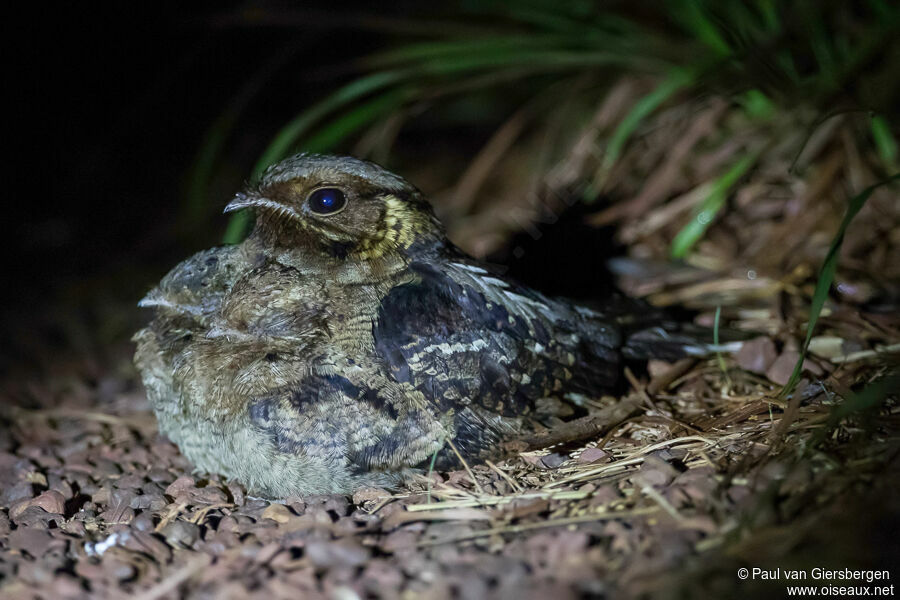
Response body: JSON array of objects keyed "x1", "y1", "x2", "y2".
[{"x1": 133, "y1": 154, "x2": 728, "y2": 497}]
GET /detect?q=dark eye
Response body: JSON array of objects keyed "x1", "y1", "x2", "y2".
[{"x1": 307, "y1": 188, "x2": 347, "y2": 215}]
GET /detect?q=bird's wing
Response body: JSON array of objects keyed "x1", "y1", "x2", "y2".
[
  {"x1": 373, "y1": 259, "x2": 622, "y2": 458},
  {"x1": 139, "y1": 245, "x2": 261, "y2": 319},
  {"x1": 246, "y1": 372, "x2": 446, "y2": 476}
]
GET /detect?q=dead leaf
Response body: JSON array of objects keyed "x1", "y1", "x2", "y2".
[
  {"x1": 735, "y1": 337, "x2": 777, "y2": 375},
  {"x1": 260, "y1": 503, "x2": 294, "y2": 524}
]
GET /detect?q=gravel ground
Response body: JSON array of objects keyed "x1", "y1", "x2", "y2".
[{"x1": 1, "y1": 327, "x2": 897, "y2": 599}]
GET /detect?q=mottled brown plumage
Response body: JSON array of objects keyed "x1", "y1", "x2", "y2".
[{"x1": 134, "y1": 154, "x2": 720, "y2": 497}]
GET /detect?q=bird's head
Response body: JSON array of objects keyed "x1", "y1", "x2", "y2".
[{"x1": 226, "y1": 154, "x2": 443, "y2": 261}]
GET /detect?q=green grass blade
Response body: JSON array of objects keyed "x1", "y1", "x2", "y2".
[
  {"x1": 481, "y1": 1, "x2": 647, "y2": 41},
  {"x1": 739, "y1": 88, "x2": 775, "y2": 120},
  {"x1": 714, "y1": 305, "x2": 729, "y2": 375},
  {"x1": 865, "y1": 0, "x2": 896, "y2": 20},
  {"x1": 184, "y1": 110, "x2": 236, "y2": 232},
  {"x1": 374, "y1": 46, "x2": 655, "y2": 78},
  {"x1": 670, "y1": 150, "x2": 760, "y2": 258},
  {"x1": 797, "y1": 1, "x2": 836, "y2": 76},
  {"x1": 590, "y1": 68, "x2": 694, "y2": 196},
  {"x1": 667, "y1": 0, "x2": 733, "y2": 56},
  {"x1": 779, "y1": 173, "x2": 900, "y2": 398},
  {"x1": 809, "y1": 372, "x2": 899, "y2": 450},
  {"x1": 826, "y1": 373, "x2": 899, "y2": 428},
  {"x1": 426, "y1": 445, "x2": 440, "y2": 504},
  {"x1": 250, "y1": 71, "x2": 407, "y2": 182},
  {"x1": 753, "y1": 0, "x2": 780, "y2": 32},
  {"x1": 369, "y1": 37, "x2": 565, "y2": 67},
  {"x1": 302, "y1": 87, "x2": 413, "y2": 153},
  {"x1": 871, "y1": 115, "x2": 898, "y2": 167},
  {"x1": 368, "y1": 31, "x2": 675, "y2": 77},
  {"x1": 183, "y1": 48, "x2": 301, "y2": 235}
]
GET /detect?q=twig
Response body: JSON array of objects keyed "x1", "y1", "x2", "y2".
[
  {"x1": 449, "y1": 105, "x2": 532, "y2": 214},
  {"x1": 768, "y1": 380, "x2": 808, "y2": 450},
  {"x1": 648, "y1": 358, "x2": 697, "y2": 395},
  {"x1": 406, "y1": 489, "x2": 592, "y2": 512},
  {"x1": 365, "y1": 497, "x2": 395, "y2": 516},
  {"x1": 445, "y1": 437, "x2": 486, "y2": 496},
  {"x1": 132, "y1": 553, "x2": 212, "y2": 600},
  {"x1": 503, "y1": 396, "x2": 642, "y2": 453},
  {"x1": 624, "y1": 367, "x2": 661, "y2": 414},
  {"x1": 542, "y1": 456, "x2": 646, "y2": 489},
  {"x1": 485, "y1": 459, "x2": 524, "y2": 493},
  {"x1": 154, "y1": 501, "x2": 188, "y2": 533},
  {"x1": 640, "y1": 483, "x2": 684, "y2": 522},
  {"x1": 830, "y1": 343, "x2": 900, "y2": 363},
  {"x1": 415, "y1": 507, "x2": 661, "y2": 546},
  {"x1": 624, "y1": 369, "x2": 703, "y2": 435},
  {"x1": 543, "y1": 436, "x2": 714, "y2": 489},
  {"x1": 188, "y1": 503, "x2": 233, "y2": 525}
]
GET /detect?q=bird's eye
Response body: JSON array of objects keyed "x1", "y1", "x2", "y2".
[{"x1": 307, "y1": 188, "x2": 347, "y2": 215}]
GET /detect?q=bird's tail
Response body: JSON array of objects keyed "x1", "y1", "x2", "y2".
[
  {"x1": 580, "y1": 293, "x2": 750, "y2": 361},
  {"x1": 621, "y1": 322, "x2": 747, "y2": 362}
]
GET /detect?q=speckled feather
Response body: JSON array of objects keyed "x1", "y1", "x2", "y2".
[{"x1": 133, "y1": 154, "x2": 701, "y2": 497}]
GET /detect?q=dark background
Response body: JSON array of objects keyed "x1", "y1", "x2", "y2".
[
  {"x1": 12, "y1": 2, "x2": 398, "y2": 301},
  {"x1": 5, "y1": 1, "x2": 619, "y2": 373}
]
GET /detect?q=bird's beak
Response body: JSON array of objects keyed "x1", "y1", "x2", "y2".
[
  {"x1": 139, "y1": 289, "x2": 205, "y2": 316},
  {"x1": 224, "y1": 193, "x2": 257, "y2": 213},
  {"x1": 138, "y1": 288, "x2": 166, "y2": 308},
  {"x1": 224, "y1": 193, "x2": 303, "y2": 220}
]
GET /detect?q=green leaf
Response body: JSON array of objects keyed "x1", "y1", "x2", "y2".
[
  {"x1": 250, "y1": 71, "x2": 408, "y2": 182},
  {"x1": 670, "y1": 150, "x2": 760, "y2": 258},
  {"x1": 826, "y1": 373, "x2": 898, "y2": 427},
  {"x1": 184, "y1": 110, "x2": 236, "y2": 232},
  {"x1": 754, "y1": 0, "x2": 780, "y2": 31},
  {"x1": 871, "y1": 115, "x2": 898, "y2": 167},
  {"x1": 302, "y1": 88, "x2": 414, "y2": 153},
  {"x1": 809, "y1": 372, "x2": 899, "y2": 449},
  {"x1": 714, "y1": 305, "x2": 729, "y2": 375},
  {"x1": 779, "y1": 173, "x2": 900, "y2": 398},
  {"x1": 740, "y1": 89, "x2": 775, "y2": 120},
  {"x1": 667, "y1": 0, "x2": 733, "y2": 56},
  {"x1": 589, "y1": 68, "x2": 694, "y2": 197},
  {"x1": 183, "y1": 49, "x2": 300, "y2": 235}
]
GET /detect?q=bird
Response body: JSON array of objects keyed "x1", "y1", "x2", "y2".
[{"x1": 133, "y1": 153, "x2": 735, "y2": 497}]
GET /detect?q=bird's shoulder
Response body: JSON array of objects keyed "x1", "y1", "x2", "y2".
[
  {"x1": 373, "y1": 250, "x2": 621, "y2": 420},
  {"x1": 383, "y1": 248, "x2": 563, "y2": 334}
]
